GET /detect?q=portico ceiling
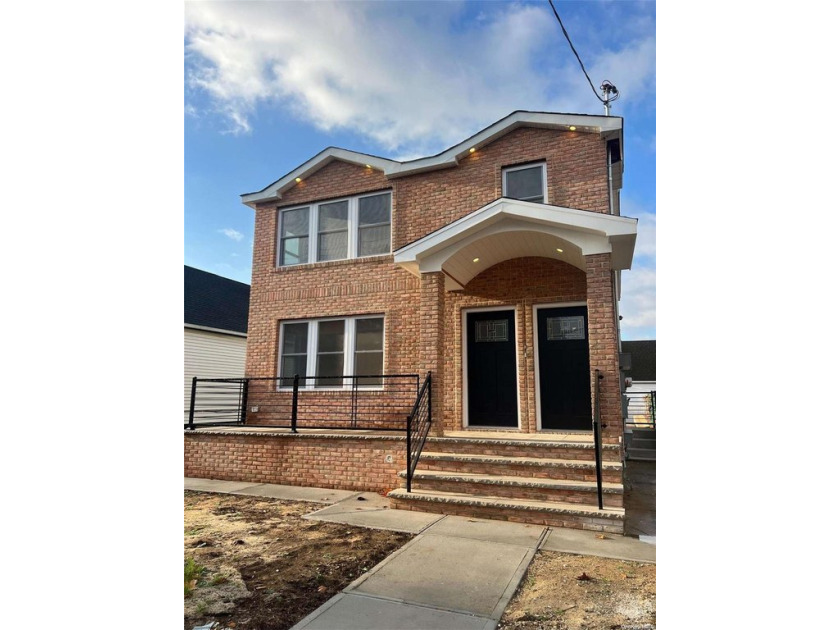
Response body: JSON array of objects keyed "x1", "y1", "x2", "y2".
[{"x1": 393, "y1": 198, "x2": 638, "y2": 291}]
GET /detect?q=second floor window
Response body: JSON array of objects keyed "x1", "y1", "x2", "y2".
[
  {"x1": 503, "y1": 162, "x2": 546, "y2": 204},
  {"x1": 278, "y1": 191, "x2": 392, "y2": 266}
]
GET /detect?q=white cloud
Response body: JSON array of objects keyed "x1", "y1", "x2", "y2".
[
  {"x1": 616, "y1": 201, "x2": 655, "y2": 338},
  {"x1": 218, "y1": 228, "x2": 244, "y2": 242},
  {"x1": 185, "y1": 1, "x2": 655, "y2": 153},
  {"x1": 621, "y1": 266, "x2": 656, "y2": 336}
]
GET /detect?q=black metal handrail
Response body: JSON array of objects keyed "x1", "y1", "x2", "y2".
[
  {"x1": 185, "y1": 373, "x2": 420, "y2": 431},
  {"x1": 593, "y1": 369, "x2": 605, "y2": 510},
  {"x1": 405, "y1": 371, "x2": 432, "y2": 493}
]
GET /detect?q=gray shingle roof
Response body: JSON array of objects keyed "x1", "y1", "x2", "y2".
[
  {"x1": 184, "y1": 266, "x2": 250, "y2": 334},
  {"x1": 622, "y1": 340, "x2": 655, "y2": 381}
]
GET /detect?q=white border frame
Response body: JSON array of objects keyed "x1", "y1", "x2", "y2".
[
  {"x1": 276, "y1": 191, "x2": 393, "y2": 267},
  {"x1": 532, "y1": 301, "x2": 589, "y2": 432},
  {"x1": 461, "y1": 305, "x2": 521, "y2": 430},
  {"x1": 502, "y1": 161, "x2": 548, "y2": 204},
  {"x1": 278, "y1": 314, "x2": 386, "y2": 391}
]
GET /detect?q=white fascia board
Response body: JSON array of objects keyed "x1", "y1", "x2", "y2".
[
  {"x1": 387, "y1": 112, "x2": 622, "y2": 179},
  {"x1": 417, "y1": 220, "x2": 610, "y2": 273},
  {"x1": 242, "y1": 112, "x2": 623, "y2": 206},
  {"x1": 184, "y1": 324, "x2": 248, "y2": 338},
  {"x1": 394, "y1": 199, "x2": 636, "y2": 264},
  {"x1": 240, "y1": 148, "x2": 398, "y2": 206}
]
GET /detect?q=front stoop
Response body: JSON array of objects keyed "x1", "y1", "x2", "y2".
[{"x1": 388, "y1": 435, "x2": 625, "y2": 533}]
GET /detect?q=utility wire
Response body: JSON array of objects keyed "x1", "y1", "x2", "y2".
[{"x1": 547, "y1": 0, "x2": 603, "y2": 103}]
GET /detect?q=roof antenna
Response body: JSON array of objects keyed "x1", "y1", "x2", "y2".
[
  {"x1": 601, "y1": 79, "x2": 618, "y2": 116},
  {"x1": 601, "y1": 80, "x2": 619, "y2": 116}
]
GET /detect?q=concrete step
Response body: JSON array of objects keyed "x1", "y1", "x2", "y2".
[
  {"x1": 425, "y1": 436, "x2": 623, "y2": 462},
  {"x1": 627, "y1": 448, "x2": 656, "y2": 462},
  {"x1": 399, "y1": 469, "x2": 623, "y2": 507},
  {"x1": 632, "y1": 438, "x2": 656, "y2": 449},
  {"x1": 417, "y1": 452, "x2": 623, "y2": 484},
  {"x1": 388, "y1": 488, "x2": 625, "y2": 533}
]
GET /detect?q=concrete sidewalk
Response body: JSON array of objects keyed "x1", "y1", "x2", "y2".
[{"x1": 186, "y1": 476, "x2": 655, "y2": 629}]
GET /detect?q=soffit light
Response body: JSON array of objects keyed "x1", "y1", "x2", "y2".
[
  {"x1": 569, "y1": 126, "x2": 576, "y2": 131},
  {"x1": 472, "y1": 257, "x2": 480, "y2": 263},
  {"x1": 556, "y1": 248, "x2": 564, "y2": 253},
  {"x1": 295, "y1": 177, "x2": 302, "y2": 183},
  {"x1": 469, "y1": 147, "x2": 476, "y2": 153},
  {"x1": 365, "y1": 164, "x2": 372, "y2": 168}
]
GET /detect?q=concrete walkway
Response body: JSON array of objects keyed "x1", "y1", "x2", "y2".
[{"x1": 185, "y1": 474, "x2": 655, "y2": 629}]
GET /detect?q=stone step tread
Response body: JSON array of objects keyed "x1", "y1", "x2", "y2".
[
  {"x1": 420, "y1": 451, "x2": 623, "y2": 469},
  {"x1": 427, "y1": 436, "x2": 620, "y2": 450},
  {"x1": 388, "y1": 488, "x2": 625, "y2": 519},
  {"x1": 399, "y1": 469, "x2": 623, "y2": 493}
]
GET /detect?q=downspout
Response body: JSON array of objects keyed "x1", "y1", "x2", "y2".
[{"x1": 607, "y1": 147, "x2": 616, "y2": 215}]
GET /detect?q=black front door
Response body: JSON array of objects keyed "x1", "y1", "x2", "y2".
[
  {"x1": 537, "y1": 306, "x2": 591, "y2": 430},
  {"x1": 466, "y1": 310, "x2": 517, "y2": 427}
]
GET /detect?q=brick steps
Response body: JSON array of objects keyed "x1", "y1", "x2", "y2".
[
  {"x1": 425, "y1": 436, "x2": 622, "y2": 462},
  {"x1": 388, "y1": 488, "x2": 624, "y2": 534},
  {"x1": 418, "y1": 452, "x2": 623, "y2": 484},
  {"x1": 398, "y1": 469, "x2": 623, "y2": 507},
  {"x1": 389, "y1": 434, "x2": 625, "y2": 532}
]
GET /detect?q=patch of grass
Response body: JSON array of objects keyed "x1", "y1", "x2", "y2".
[
  {"x1": 210, "y1": 573, "x2": 229, "y2": 586},
  {"x1": 194, "y1": 600, "x2": 208, "y2": 615},
  {"x1": 184, "y1": 557, "x2": 205, "y2": 597}
]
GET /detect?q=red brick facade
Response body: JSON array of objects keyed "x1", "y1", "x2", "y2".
[{"x1": 243, "y1": 122, "x2": 622, "y2": 441}]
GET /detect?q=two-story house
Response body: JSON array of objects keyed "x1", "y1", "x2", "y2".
[{"x1": 184, "y1": 110, "x2": 638, "y2": 534}]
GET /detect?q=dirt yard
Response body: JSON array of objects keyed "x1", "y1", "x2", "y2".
[
  {"x1": 499, "y1": 550, "x2": 656, "y2": 630},
  {"x1": 184, "y1": 490, "x2": 412, "y2": 630}
]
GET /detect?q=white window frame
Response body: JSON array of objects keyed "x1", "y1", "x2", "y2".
[
  {"x1": 278, "y1": 315, "x2": 386, "y2": 390},
  {"x1": 502, "y1": 162, "x2": 547, "y2": 204},
  {"x1": 277, "y1": 191, "x2": 392, "y2": 267}
]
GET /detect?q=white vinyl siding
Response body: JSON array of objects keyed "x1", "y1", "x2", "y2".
[{"x1": 184, "y1": 328, "x2": 247, "y2": 422}]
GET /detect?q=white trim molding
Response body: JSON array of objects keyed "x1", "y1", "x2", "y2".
[
  {"x1": 241, "y1": 111, "x2": 623, "y2": 206},
  {"x1": 461, "y1": 305, "x2": 522, "y2": 430},
  {"x1": 394, "y1": 198, "x2": 637, "y2": 290}
]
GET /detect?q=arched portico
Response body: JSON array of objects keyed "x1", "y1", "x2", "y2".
[{"x1": 394, "y1": 198, "x2": 637, "y2": 437}]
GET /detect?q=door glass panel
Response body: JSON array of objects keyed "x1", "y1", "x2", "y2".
[
  {"x1": 546, "y1": 316, "x2": 585, "y2": 340},
  {"x1": 475, "y1": 319, "x2": 509, "y2": 342}
]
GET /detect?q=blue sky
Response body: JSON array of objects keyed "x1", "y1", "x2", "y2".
[{"x1": 184, "y1": 0, "x2": 656, "y2": 339}]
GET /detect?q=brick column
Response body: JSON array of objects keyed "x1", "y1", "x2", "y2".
[
  {"x1": 585, "y1": 253, "x2": 622, "y2": 444},
  {"x1": 419, "y1": 271, "x2": 446, "y2": 436}
]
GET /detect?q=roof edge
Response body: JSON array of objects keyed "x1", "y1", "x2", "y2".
[{"x1": 241, "y1": 111, "x2": 623, "y2": 207}]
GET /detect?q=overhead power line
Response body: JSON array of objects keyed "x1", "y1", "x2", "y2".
[{"x1": 547, "y1": 0, "x2": 619, "y2": 113}]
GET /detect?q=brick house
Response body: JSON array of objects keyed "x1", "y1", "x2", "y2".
[{"x1": 185, "y1": 111, "x2": 638, "y2": 533}]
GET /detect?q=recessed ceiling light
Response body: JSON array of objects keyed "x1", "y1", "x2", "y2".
[
  {"x1": 472, "y1": 257, "x2": 480, "y2": 263},
  {"x1": 569, "y1": 126, "x2": 576, "y2": 131},
  {"x1": 295, "y1": 177, "x2": 302, "y2": 183},
  {"x1": 556, "y1": 248, "x2": 564, "y2": 253},
  {"x1": 469, "y1": 147, "x2": 476, "y2": 153}
]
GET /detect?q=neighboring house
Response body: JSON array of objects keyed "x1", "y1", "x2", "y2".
[
  {"x1": 185, "y1": 111, "x2": 639, "y2": 533},
  {"x1": 623, "y1": 340, "x2": 656, "y2": 393},
  {"x1": 184, "y1": 266, "x2": 250, "y2": 423}
]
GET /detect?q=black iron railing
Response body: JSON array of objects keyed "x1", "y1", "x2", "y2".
[
  {"x1": 185, "y1": 374, "x2": 420, "y2": 432},
  {"x1": 405, "y1": 372, "x2": 432, "y2": 493},
  {"x1": 186, "y1": 377, "x2": 248, "y2": 429},
  {"x1": 624, "y1": 390, "x2": 656, "y2": 430},
  {"x1": 593, "y1": 369, "x2": 605, "y2": 510}
]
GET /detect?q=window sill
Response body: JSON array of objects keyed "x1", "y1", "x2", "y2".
[{"x1": 274, "y1": 253, "x2": 393, "y2": 273}]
